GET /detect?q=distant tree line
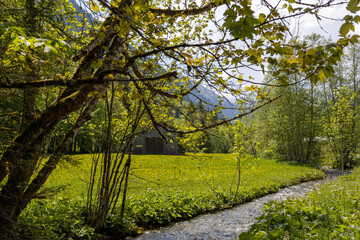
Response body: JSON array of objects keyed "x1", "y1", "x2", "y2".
[{"x1": 240, "y1": 36, "x2": 360, "y2": 170}]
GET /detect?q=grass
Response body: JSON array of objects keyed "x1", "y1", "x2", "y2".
[
  {"x1": 19, "y1": 153, "x2": 325, "y2": 238},
  {"x1": 240, "y1": 167, "x2": 360, "y2": 239},
  {"x1": 45, "y1": 153, "x2": 324, "y2": 200}
]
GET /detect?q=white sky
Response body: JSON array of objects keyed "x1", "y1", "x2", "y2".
[
  {"x1": 290, "y1": 3, "x2": 357, "y2": 39},
  {"x1": 213, "y1": 0, "x2": 359, "y2": 100},
  {"x1": 240, "y1": 1, "x2": 357, "y2": 84}
]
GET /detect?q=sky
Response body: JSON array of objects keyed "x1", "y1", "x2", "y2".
[
  {"x1": 209, "y1": 0, "x2": 359, "y2": 101},
  {"x1": 288, "y1": 2, "x2": 357, "y2": 39},
  {"x1": 236, "y1": 1, "x2": 357, "y2": 85}
]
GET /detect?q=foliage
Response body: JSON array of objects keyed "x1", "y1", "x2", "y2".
[
  {"x1": 240, "y1": 167, "x2": 360, "y2": 239},
  {"x1": 18, "y1": 198, "x2": 98, "y2": 240},
  {"x1": 177, "y1": 102, "x2": 234, "y2": 153},
  {"x1": 253, "y1": 80, "x2": 321, "y2": 163},
  {"x1": 323, "y1": 88, "x2": 359, "y2": 170},
  {"x1": 0, "y1": 0, "x2": 85, "y2": 154},
  {"x1": 204, "y1": 124, "x2": 234, "y2": 153},
  {"x1": 250, "y1": 37, "x2": 360, "y2": 165},
  {"x1": 321, "y1": 42, "x2": 360, "y2": 170},
  {"x1": 1, "y1": 0, "x2": 359, "y2": 236},
  {"x1": 233, "y1": 119, "x2": 260, "y2": 158},
  {"x1": 229, "y1": 119, "x2": 260, "y2": 205},
  {"x1": 17, "y1": 153, "x2": 325, "y2": 237}
]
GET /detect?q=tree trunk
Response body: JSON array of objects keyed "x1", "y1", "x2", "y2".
[
  {"x1": 306, "y1": 82, "x2": 315, "y2": 162},
  {"x1": 0, "y1": 82, "x2": 104, "y2": 235},
  {"x1": 17, "y1": 95, "x2": 101, "y2": 215},
  {"x1": 0, "y1": 21, "x2": 119, "y2": 236}
]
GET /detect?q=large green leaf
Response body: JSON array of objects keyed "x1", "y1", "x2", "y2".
[{"x1": 347, "y1": 0, "x2": 360, "y2": 13}]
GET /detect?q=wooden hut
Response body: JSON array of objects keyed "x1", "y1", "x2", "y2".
[{"x1": 133, "y1": 128, "x2": 179, "y2": 155}]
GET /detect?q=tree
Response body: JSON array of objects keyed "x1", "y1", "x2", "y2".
[
  {"x1": 322, "y1": 43, "x2": 360, "y2": 170},
  {"x1": 323, "y1": 88, "x2": 359, "y2": 171},
  {"x1": 0, "y1": 0, "x2": 359, "y2": 236},
  {"x1": 229, "y1": 118, "x2": 260, "y2": 205},
  {"x1": 0, "y1": 0, "x2": 94, "y2": 234},
  {"x1": 176, "y1": 101, "x2": 234, "y2": 153},
  {"x1": 254, "y1": 78, "x2": 322, "y2": 162},
  {"x1": 205, "y1": 124, "x2": 234, "y2": 153}
]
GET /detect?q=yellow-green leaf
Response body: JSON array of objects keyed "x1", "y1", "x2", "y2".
[
  {"x1": 347, "y1": 0, "x2": 360, "y2": 13},
  {"x1": 340, "y1": 22, "x2": 354, "y2": 36},
  {"x1": 91, "y1": 3, "x2": 99, "y2": 12},
  {"x1": 18, "y1": 54, "x2": 26, "y2": 62}
]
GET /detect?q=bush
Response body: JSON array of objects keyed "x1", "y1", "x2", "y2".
[{"x1": 19, "y1": 198, "x2": 98, "y2": 240}]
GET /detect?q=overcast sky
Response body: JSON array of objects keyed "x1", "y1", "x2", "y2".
[
  {"x1": 209, "y1": 0, "x2": 359, "y2": 100},
  {"x1": 229, "y1": 1, "x2": 358, "y2": 86},
  {"x1": 289, "y1": 2, "x2": 357, "y2": 39}
]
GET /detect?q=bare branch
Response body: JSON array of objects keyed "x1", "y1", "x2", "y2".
[
  {"x1": 160, "y1": 95, "x2": 282, "y2": 134},
  {"x1": 126, "y1": 39, "x2": 238, "y2": 64}
]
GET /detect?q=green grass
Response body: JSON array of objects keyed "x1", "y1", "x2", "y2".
[
  {"x1": 19, "y1": 153, "x2": 325, "y2": 238},
  {"x1": 240, "y1": 167, "x2": 360, "y2": 239},
  {"x1": 45, "y1": 153, "x2": 324, "y2": 200}
]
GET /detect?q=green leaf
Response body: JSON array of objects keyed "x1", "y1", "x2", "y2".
[
  {"x1": 0, "y1": 25, "x2": 5, "y2": 35},
  {"x1": 339, "y1": 22, "x2": 354, "y2": 36},
  {"x1": 91, "y1": 3, "x2": 99, "y2": 12},
  {"x1": 353, "y1": 15, "x2": 360, "y2": 23},
  {"x1": 307, "y1": 48, "x2": 316, "y2": 56},
  {"x1": 350, "y1": 34, "x2": 360, "y2": 44},
  {"x1": 288, "y1": 5, "x2": 294, "y2": 13},
  {"x1": 8, "y1": 26, "x2": 27, "y2": 36},
  {"x1": 18, "y1": 54, "x2": 26, "y2": 62},
  {"x1": 214, "y1": 0, "x2": 222, "y2": 6},
  {"x1": 259, "y1": 13, "x2": 266, "y2": 23},
  {"x1": 2, "y1": 59, "x2": 11, "y2": 66},
  {"x1": 347, "y1": 0, "x2": 360, "y2": 13},
  {"x1": 317, "y1": 70, "x2": 326, "y2": 82}
]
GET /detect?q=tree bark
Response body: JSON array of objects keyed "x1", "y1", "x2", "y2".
[
  {"x1": 0, "y1": 79, "x2": 105, "y2": 236},
  {"x1": 0, "y1": 17, "x2": 118, "y2": 236},
  {"x1": 17, "y1": 95, "x2": 101, "y2": 216}
]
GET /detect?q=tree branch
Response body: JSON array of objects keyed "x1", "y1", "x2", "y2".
[
  {"x1": 126, "y1": 39, "x2": 238, "y2": 65},
  {"x1": 72, "y1": 16, "x2": 119, "y2": 62},
  {"x1": 0, "y1": 71, "x2": 178, "y2": 89},
  {"x1": 149, "y1": 1, "x2": 223, "y2": 16},
  {"x1": 160, "y1": 95, "x2": 282, "y2": 134}
]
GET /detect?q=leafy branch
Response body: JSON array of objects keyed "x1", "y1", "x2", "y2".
[{"x1": 0, "y1": 71, "x2": 178, "y2": 89}]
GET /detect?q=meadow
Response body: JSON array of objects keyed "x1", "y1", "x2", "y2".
[
  {"x1": 240, "y1": 167, "x2": 360, "y2": 239},
  {"x1": 19, "y1": 153, "x2": 325, "y2": 239}
]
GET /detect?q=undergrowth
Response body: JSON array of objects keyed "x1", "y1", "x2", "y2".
[{"x1": 240, "y1": 167, "x2": 360, "y2": 239}]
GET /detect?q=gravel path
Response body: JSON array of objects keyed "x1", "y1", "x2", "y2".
[{"x1": 129, "y1": 169, "x2": 344, "y2": 240}]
